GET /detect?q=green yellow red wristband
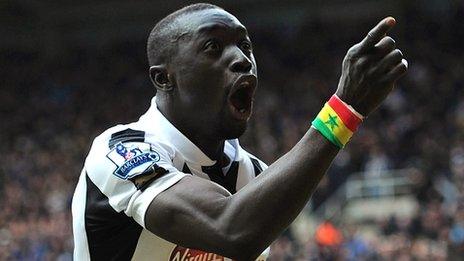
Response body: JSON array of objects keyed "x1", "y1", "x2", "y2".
[{"x1": 312, "y1": 95, "x2": 363, "y2": 148}]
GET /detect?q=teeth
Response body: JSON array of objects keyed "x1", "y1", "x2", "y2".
[{"x1": 239, "y1": 108, "x2": 246, "y2": 113}]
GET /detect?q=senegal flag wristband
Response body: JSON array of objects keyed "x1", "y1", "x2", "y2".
[{"x1": 312, "y1": 95, "x2": 364, "y2": 148}]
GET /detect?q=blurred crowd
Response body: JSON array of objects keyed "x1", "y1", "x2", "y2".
[{"x1": 1, "y1": 1, "x2": 464, "y2": 260}]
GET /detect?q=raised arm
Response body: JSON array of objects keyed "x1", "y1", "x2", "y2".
[{"x1": 145, "y1": 17, "x2": 407, "y2": 260}]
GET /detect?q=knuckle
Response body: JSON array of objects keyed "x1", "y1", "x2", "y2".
[
  {"x1": 356, "y1": 56, "x2": 369, "y2": 68},
  {"x1": 389, "y1": 63, "x2": 407, "y2": 78},
  {"x1": 384, "y1": 36, "x2": 396, "y2": 46},
  {"x1": 398, "y1": 62, "x2": 408, "y2": 71},
  {"x1": 392, "y1": 49, "x2": 403, "y2": 59},
  {"x1": 366, "y1": 31, "x2": 374, "y2": 40},
  {"x1": 347, "y1": 45, "x2": 358, "y2": 55},
  {"x1": 346, "y1": 50, "x2": 357, "y2": 60}
]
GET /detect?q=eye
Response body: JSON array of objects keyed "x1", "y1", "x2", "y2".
[
  {"x1": 239, "y1": 40, "x2": 253, "y2": 53},
  {"x1": 203, "y1": 39, "x2": 221, "y2": 52}
]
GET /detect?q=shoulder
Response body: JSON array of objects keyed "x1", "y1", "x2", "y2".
[
  {"x1": 85, "y1": 123, "x2": 177, "y2": 184},
  {"x1": 80, "y1": 123, "x2": 188, "y2": 227},
  {"x1": 88, "y1": 123, "x2": 175, "y2": 159}
]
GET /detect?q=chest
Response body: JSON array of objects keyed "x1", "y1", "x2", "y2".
[
  {"x1": 132, "y1": 228, "x2": 268, "y2": 261},
  {"x1": 172, "y1": 154, "x2": 257, "y2": 194}
]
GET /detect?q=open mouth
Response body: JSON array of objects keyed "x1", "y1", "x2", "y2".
[{"x1": 227, "y1": 74, "x2": 257, "y2": 121}]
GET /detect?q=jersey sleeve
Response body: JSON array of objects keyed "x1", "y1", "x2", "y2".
[{"x1": 84, "y1": 134, "x2": 188, "y2": 228}]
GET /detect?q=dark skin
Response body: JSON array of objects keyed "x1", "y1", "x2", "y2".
[
  {"x1": 147, "y1": 8, "x2": 407, "y2": 260},
  {"x1": 151, "y1": 9, "x2": 257, "y2": 164}
]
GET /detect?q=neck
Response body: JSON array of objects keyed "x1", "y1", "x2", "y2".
[{"x1": 156, "y1": 97, "x2": 227, "y2": 163}]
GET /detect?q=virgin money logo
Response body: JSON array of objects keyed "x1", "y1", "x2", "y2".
[{"x1": 169, "y1": 246, "x2": 226, "y2": 261}]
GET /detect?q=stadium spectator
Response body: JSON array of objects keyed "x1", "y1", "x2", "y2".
[{"x1": 1, "y1": 1, "x2": 463, "y2": 259}]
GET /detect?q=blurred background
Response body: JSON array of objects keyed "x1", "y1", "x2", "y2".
[{"x1": 1, "y1": 0, "x2": 464, "y2": 260}]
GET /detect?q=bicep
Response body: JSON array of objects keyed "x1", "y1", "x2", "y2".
[{"x1": 145, "y1": 175, "x2": 233, "y2": 252}]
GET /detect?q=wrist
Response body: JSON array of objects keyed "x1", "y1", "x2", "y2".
[
  {"x1": 311, "y1": 94, "x2": 363, "y2": 148},
  {"x1": 333, "y1": 94, "x2": 365, "y2": 120},
  {"x1": 335, "y1": 91, "x2": 368, "y2": 117}
]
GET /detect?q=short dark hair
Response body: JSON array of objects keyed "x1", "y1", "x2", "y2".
[{"x1": 147, "y1": 3, "x2": 222, "y2": 66}]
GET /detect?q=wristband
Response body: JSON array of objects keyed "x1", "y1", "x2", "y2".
[{"x1": 311, "y1": 95, "x2": 363, "y2": 148}]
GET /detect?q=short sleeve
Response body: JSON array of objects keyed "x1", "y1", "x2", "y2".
[{"x1": 85, "y1": 136, "x2": 187, "y2": 228}]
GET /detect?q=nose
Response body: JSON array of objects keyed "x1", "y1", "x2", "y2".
[{"x1": 229, "y1": 47, "x2": 252, "y2": 73}]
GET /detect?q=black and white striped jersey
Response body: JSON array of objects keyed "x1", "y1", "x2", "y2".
[{"x1": 72, "y1": 97, "x2": 269, "y2": 260}]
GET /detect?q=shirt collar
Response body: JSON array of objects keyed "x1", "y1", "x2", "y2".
[{"x1": 139, "y1": 96, "x2": 243, "y2": 166}]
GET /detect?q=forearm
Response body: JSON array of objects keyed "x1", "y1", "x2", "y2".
[
  {"x1": 147, "y1": 17, "x2": 407, "y2": 260},
  {"x1": 221, "y1": 127, "x2": 339, "y2": 258},
  {"x1": 221, "y1": 19, "x2": 408, "y2": 256}
]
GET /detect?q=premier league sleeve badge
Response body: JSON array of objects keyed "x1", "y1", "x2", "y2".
[{"x1": 106, "y1": 142, "x2": 163, "y2": 180}]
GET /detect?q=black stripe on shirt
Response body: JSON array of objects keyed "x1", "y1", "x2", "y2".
[
  {"x1": 85, "y1": 174, "x2": 142, "y2": 260},
  {"x1": 108, "y1": 128, "x2": 145, "y2": 149},
  {"x1": 250, "y1": 157, "x2": 263, "y2": 177},
  {"x1": 202, "y1": 162, "x2": 239, "y2": 194},
  {"x1": 182, "y1": 163, "x2": 193, "y2": 174}
]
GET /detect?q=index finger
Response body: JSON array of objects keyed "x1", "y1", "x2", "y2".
[{"x1": 358, "y1": 17, "x2": 396, "y2": 52}]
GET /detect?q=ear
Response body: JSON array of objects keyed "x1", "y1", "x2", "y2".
[{"x1": 149, "y1": 65, "x2": 174, "y2": 92}]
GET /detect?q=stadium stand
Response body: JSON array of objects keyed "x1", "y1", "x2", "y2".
[{"x1": 1, "y1": 0, "x2": 463, "y2": 259}]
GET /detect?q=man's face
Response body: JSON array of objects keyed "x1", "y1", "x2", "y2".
[{"x1": 170, "y1": 9, "x2": 258, "y2": 139}]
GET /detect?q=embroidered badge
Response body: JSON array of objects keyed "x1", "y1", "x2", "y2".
[{"x1": 106, "y1": 142, "x2": 161, "y2": 180}]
